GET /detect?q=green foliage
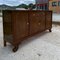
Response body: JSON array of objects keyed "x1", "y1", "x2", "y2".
[
  {"x1": 16, "y1": 4, "x2": 28, "y2": 9},
  {"x1": 15, "y1": 3, "x2": 36, "y2": 9},
  {"x1": 28, "y1": 3, "x2": 33, "y2": 8},
  {"x1": 0, "y1": 3, "x2": 36, "y2": 10},
  {"x1": 28, "y1": 3, "x2": 36, "y2": 9}
]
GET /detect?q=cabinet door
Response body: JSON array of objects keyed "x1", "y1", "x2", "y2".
[
  {"x1": 29, "y1": 11, "x2": 40, "y2": 35},
  {"x1": 12, "y1": 11, "x2": 29, "y2": 43},
  {"x1": 39, "y1": 12, "x2": 45, "y2": 31},
  {"x1": 45, "y1": 11, "x2": 52, "y2": 29}
]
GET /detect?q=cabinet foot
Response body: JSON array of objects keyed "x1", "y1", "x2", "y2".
[
  {"x1": 49, "y1": 29, "x2": 52, "y2": 32},
  {"x1": 12, "y1": 46, "x2": 19, "y2": 52},
  {"x1": 4, "y1": 40, "x2": 7, "y2": 47}
]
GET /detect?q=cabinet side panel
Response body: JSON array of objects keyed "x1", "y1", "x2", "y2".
[{"x1": 3, "y1": 11, "x2": 13, "y2": 43}]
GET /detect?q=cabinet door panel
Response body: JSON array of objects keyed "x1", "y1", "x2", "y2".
[
  {"x1": 29, "y1": 12, "x2": 40, "y2": 35},
  {"x1": 46, "y1": 11, "x2": 52, "y2": 29},
  {"x1": 12, "y1": 11, "x2": 29, "y2": 41},
  {"x1": 39, "y1": 12, "x2": 45, "y2": 31}
]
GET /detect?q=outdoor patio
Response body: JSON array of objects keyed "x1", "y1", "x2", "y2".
[{"x1": 0, "y1": 16, "x2": 60, "y2": 60}]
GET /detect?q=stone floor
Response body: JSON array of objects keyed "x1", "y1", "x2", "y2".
[
  {"x1": 0, "y1": 19, "x2": 60, "y2": 60},
  {"x1": 53, "y1": 13, "x2": 60, "y2": 22}
]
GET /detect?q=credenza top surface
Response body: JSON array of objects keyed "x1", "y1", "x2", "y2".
[{"x1": 2, "y1": 10, "x2": 52, "y2": 12}]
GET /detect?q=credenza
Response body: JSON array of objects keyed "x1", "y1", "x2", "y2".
[{"x1": 2, "y1": 10, "x2": 52, "y2": 52}]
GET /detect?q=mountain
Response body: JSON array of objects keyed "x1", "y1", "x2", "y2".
[
  {"x1": 0, "y1": 4, "x2": 16, "y2": 10},
  {"x1": 0, "y1": 3, "x2": 36, "y2": 10},
  {"x1": 16, "y1": 4, "x2": 28, "y2": 9},
  {"x1": 0, "y1": 4, "x2": 28, "y2": 10}
]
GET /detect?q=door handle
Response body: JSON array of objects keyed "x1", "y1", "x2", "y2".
[
  {"x1": 38, "y1": 23, "x2": 41, "y2": 25},
  {"x1": 27, "y1": 22, "x2": 29, "y2": 25},
  {"x1": 33, "y1": 14, "x2": 35, "y2": 16}
]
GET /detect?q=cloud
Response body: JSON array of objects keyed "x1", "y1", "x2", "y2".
[
  {"x1": 3, "y1": 0, "x2": 20, "y2": 6},
  {"x1": 0, "y1": 0, "x2": 35, "y2": 6}
]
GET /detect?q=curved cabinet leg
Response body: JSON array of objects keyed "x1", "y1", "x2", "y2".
[
  {"x1": 12, "y1": 45, "x2": 19, "y2": 52},
  {"x1": 4, "y1": 40, "x2": 7, "y2": 47},
  {"x1": 49, "y1": 29, "x2": 52, "y2": 32}
]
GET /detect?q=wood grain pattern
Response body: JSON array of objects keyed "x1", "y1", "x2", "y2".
[
  {"x1": 45, "y1": 11, "x2": 52, "y2": 29},
  {"x1": 2, "y1": 10, "x2": 52, "y2": 52},
  {"x1": 12, "y1": 11, "x2": 29, "y2": 44}
]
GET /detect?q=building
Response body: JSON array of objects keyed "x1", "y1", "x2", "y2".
[
  {"x1": 36, "y1": 0, "x2": 49, "y2": 10},
  {"x1": 16, "y1": 8, "x2": 26, "y2": 10},
  {"x1": 49, "y1": 0, "x2": 60, "y2": 13}
]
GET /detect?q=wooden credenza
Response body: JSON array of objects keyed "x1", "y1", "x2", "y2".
[{"x1": 2, "y1": 10, "x2": 52, "y2": 52}]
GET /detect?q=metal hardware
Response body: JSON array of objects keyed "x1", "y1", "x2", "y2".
[
  {"x1": 38, "y1": 23, "x2": 41, "y2": 25},
  {"x1": 27, "y1": 22, "x2": 29, "y2": 25},
  {"x1": 33, "y1": 14, "x2": 35, "y2": 16}
]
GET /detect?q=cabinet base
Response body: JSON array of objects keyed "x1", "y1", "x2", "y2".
[
  {"x1": 4, "y1": 40, "x2": 19, "y2": 52},
  {"x1": 49, "y1": 29, "x2": 52, "y2": 32},
  {"x1": 12, "y1": 45, "x2": 19, "y2": 52},
  {"x1": 4, "y1": 40, "x2": 7, "y2": 47}
]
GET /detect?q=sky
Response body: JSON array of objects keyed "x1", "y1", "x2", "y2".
[{"x1": 0, "y1": 0, "x2": 35, "y2": 6}]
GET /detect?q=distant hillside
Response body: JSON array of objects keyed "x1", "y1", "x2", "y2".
[
  {"x1": 16, "y1": 4, "x2": 28, "y2": 9},
  {"x1": 16, "y1": 3, "x2": 36, "y2": 9},
  {"x1": 0, "y1": 4, "x2": 16, "y2": 10},
  {"x1": 0, "y1": 3, "x2": 36, "y2": 10}
]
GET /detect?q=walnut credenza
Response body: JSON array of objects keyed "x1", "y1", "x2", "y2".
[{"x1": 2, "y1": 10, "x2": 52, "y2": 52}]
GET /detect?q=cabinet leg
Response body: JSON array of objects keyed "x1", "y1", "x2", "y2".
[
  {"x1": 49, "y1": 29, "x2": 52, "y2": 32},
  {"x1": 4, "y1": 40, "x2": 7, "y2": 47},
  {"x1": 12, "y1": 45, "x2": 19, "y2": 52}
]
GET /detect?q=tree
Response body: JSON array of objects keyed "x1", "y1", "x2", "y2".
[
  {"x1": 28, "y1": 3, "x2": 36, "y2": 10},
  {"x1": 16, "y1": 4, "x2": 28, "y2": 9}
]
